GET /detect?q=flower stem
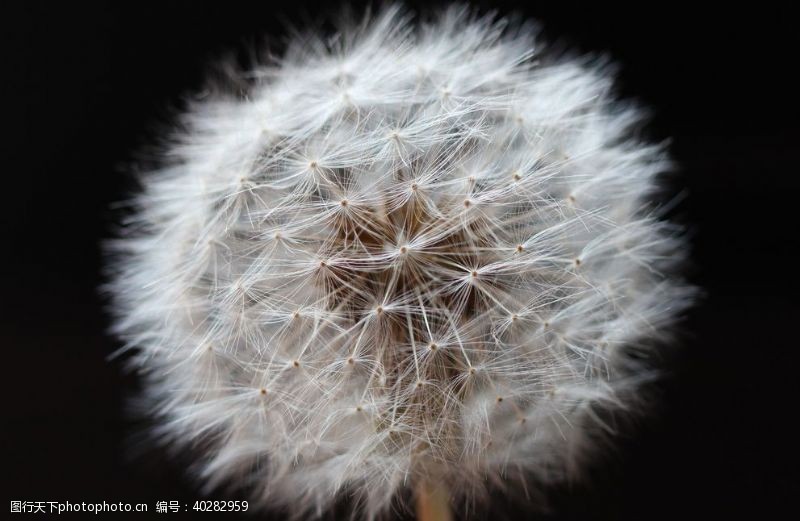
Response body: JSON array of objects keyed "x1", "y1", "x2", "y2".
[{"x1": 416, "y1": 479, "x2": 452, "y2": 521}]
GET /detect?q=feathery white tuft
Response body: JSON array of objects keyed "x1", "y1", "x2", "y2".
[{"x1": 107, "y1": 5, "x2": 694, "y2": 518}]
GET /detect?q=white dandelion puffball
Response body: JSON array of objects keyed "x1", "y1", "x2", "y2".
[{"x1": 108, "y1": 5, "x2": 694, "y2": 519}]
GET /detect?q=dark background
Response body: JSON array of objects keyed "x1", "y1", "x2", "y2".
[{"x1": 3, "y1": 1, "x2": 798, "y2": 519}]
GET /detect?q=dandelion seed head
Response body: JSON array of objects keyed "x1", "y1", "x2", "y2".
[{"x1": 107, "y1": 4, "x2": 694, "y2": 519}]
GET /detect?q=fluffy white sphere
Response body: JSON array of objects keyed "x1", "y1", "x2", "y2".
[{"x1": 108, "y1": 5, "x2": 694, "y2": 518}]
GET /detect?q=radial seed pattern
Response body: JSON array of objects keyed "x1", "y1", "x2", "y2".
[{"x1": 108, "y1": 6, "x2": 694, "y2": 518}]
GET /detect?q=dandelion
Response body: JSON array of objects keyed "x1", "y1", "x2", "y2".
[{"x1": 107, "y1": 5, "x2": 694, "y2": 519}]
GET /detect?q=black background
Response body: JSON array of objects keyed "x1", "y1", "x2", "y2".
[{"x1": 3, "y1": 1, "x2": 798, "y2": 519}]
